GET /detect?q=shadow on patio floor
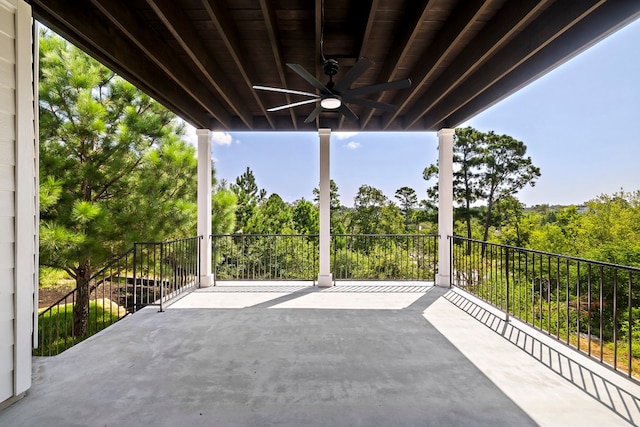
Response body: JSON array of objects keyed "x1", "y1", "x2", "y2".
[{"x1": 0, "y1": 284, "x2": 635, "y2": 426}]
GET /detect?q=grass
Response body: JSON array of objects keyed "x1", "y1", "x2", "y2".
[
  {"x1": 39, "y1": 267, "x2": 75, "y2": 289},
  {"x1": 567, "y1": 334, "x2": 640, "y2": 379},
  {"x1": 35, "y1": 300, "x2": 124, "y2": 356}
]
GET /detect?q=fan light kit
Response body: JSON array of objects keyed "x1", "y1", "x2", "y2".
[
  {"x1": 320, "y1": 97, "x2": 341, "y2": 109},
  {"x1": 253, "y1": 57, "x2": 411, "y2": 123}
]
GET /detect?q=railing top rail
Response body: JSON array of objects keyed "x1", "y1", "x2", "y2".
[
  {"x1": 332, "y1": 233, "x2": 438, "y2": 237},
  {"x1": 135, "y1": 235, "x2": 202, "y2": 245},
  {"x1": 212, "y1": 233, "x2": 437, "y2": 238},
  {"x1": 211, "y1": 233, "x2": 320, "y2": 238},
  {"x1": 452, "y1": 235, "x2": 640, "y2": 273}
]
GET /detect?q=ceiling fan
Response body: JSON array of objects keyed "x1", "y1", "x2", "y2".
[{"x1": 253, "y1": 57, "x2": 411, "y2": 123}]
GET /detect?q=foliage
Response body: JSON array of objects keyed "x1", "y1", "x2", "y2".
[
  {"x1": 347, "y1": 185, "x2": 404, "y2": 235},
  {"x1": 313, "y1": 179, "x2": 342, "y2": 212},
  {"x1": 395, "y1": 186, "x2": 418, "y2": 230},
  {"x1": 39, "y1": 31, "x2": 198, "y2": 336},
  {"x1": 230, "y1": 167, "x2": 265, "y2": 232},
  {"x1": 291, "y1": 198, "x2": 319, "y2": 235},
  {"x1": 212, "y1": 188, "x2": 237, "y2": 235},
  {"x1": 250, "y1": 193, "x2": 294, "y2": 234},
  {"x1": 39, "y1": 267, "x2": 74, "y2": 289},
  {"x1": 424, "y1": 127, "x2": 540, "y2": 246}
]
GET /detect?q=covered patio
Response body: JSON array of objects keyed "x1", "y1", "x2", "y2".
[
  {"x1": 3, "y1": 0, "x2": 640, "y2": 421},
  {"x1": 2, "y1": 284, "x2": 639, "y2": 425}
]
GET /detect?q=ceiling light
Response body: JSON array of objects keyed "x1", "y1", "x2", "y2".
[{"x1": 321, "y1": 97, "x2": 341, "y2": 110}]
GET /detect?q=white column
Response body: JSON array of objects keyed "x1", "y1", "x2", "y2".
[
  {"x1": 317, "y1": 128, "x2": 333, "y2": 287},
  {"x1": 436, "y1": 128, "x2": 455, "y2": 287},
  {"x1": 197, "y1": 129, "x2": 213, "y2": 287}
]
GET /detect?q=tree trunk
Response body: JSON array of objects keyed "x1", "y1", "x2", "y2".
[
  {"x1": 465, "y1": 200, "x2": 472, "y2": 256},
  {"x1": 481, "y1": 204, "x2": 493, "y2": 258},
  {"x1": 73, "y1": 259, "x2": 92, "y2": 338}
]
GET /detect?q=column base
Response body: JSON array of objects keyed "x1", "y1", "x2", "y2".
[
  {"x1": 199, "y1": 274, "x2": 213, "y2": 288},
  {"x1": 435, "y1": 274, "x2": 451, "y2": 288},
  {"x1": 317, "y1": 273, "x2": 333, "y2": 288}
]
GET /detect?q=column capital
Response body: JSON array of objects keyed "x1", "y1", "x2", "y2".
[
  {"x1": 437, "y1": 128, "x2": 455, "y2": 138},
  {"x1": 318, "y1": 128, "x2": 331, "y2": 137},
  {"x1": 196, "y1": 128, "x2": 212, "y2": 138}
]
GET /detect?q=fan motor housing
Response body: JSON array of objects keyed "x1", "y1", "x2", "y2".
[{"x1": 322, "y1": 59, "x2": 339, "y2": 76}]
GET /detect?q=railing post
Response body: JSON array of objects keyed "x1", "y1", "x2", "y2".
[
  {"x1": 332, "y1": 234, "x2": 337, "y2": 285},
  {"x1": 448, "y1": 236, "x2": 453, "y2": 288},
  {"x1": 505, "y1": 247, "x2": 510, "y2": 322},
  {"x1": 159, "y1": 242, "x2": 164, "y2": 312},
  {"x1": 214, "y1": 234, "x2": 218, "y2": 286},
  {"x1": 132, "y1": 243, "x2": 138, "y2": 313}
]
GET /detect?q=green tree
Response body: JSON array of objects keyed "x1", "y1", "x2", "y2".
[
  {"x1": 349, "y1": 185, "x2": 404, "y2": 235},
  {"x1": 424, "y1": 127, "x2": 540, "y2": 252},
  {"x1": 394, "y1": 186, "x2": 418, "y2": 230},
  {"x1": 313, "y1": 179, "x2": 343, "y2": 232},
  {"x1": 291, "y1": 198, "x2": 319, "y2": 235},
  {"x1": 424, "y1": 127, "x2": 485, "y2": 249},
  {"x1": 251, "y1": 193, "x2": 293, "y2": 234},
  {"x1": 491, "y1": 195, "x2": 529, "y2": 247},
  {"x1": 478, "y1": 131, "x2": 540, "y2": 244},
  {"x1": 230, "y1": 167, "x2": 264, "y2": 232},
  {"x1": 212, "y1": 186, "x2": 237, "y2": 235},
  {"x1": 38, "y1": 31, "x2": 197, "y2": 336}
]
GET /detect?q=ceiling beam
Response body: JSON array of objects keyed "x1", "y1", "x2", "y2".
[
  {"x1": 259, "y1": 0, "x2": 298, "y2": 129},
  {"x1": 31, "y1": 0, "x2": 210, "y2": 128},
  {"x1": 359, "y1": 0, "x2": 436, "y2": 129},
  {"x1": 381, "y1": 0, "x2": 490, "y2": 130},
  {"x1": 443, "y1": 0, "x2": 640, "y2": 129},
  {"x1": 202, "y1": 0, "x2": 275, "y2": 130},
  {"x1": 338, "y1": 0, "x2": 378, "y2": 130},
  {"x1": 145, "y1": 0, "x2": 254, "y2": 129},
  {"x1": 419, "y1": 0, "x2": 606, "y2": 130},
  {"x1": 90, "y1": 0, "x2": 232, "y2": 129},
  {"x1": 398, "y1": 0, "x2": 549, "y2": 131}
]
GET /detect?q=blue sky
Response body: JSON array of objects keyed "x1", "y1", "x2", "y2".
[{"x1": 185, "y1": 18, "x2": 640, "y2": 208}]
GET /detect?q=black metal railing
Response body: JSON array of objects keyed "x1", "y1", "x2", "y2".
[
  {"x1": 211, "y1": 233, "x2": 438, "y2": 283},
  {"x1": 332, "y1": 234, "x2": 438, "y2": 281},
  {"x1": 36, "y1": 236, "x2": 201, "y2": 356},
  {"x1": 451, "y1": 236, "x2": 640, "y2": 381},
  {"x1": 212, "y1": 234, "x2": 319, "y2": 283}
]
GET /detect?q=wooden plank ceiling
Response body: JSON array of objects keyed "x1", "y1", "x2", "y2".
[{"x1": 28, "y1": 0, "x2": 640, "y2": 132}]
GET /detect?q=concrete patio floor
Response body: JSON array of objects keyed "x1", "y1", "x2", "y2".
[{"x1": 1, "y1": 283, "x2": 639, "y2": 426}]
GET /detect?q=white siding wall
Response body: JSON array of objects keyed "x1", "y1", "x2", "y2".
[
  {"x1": 0, "y1": 0, "x2": 17, "y2": 405},
  {"x1": 0, "y1": 0, "x2": 36, "y2": 407}
]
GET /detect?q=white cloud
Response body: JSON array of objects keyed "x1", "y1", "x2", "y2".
[
  {"x1": 345, "y1": 141, "x2": 361, "y2": 149},
  {"x1": 211, "y1": 131, "x2": 233, "y2": 146},
  {"x1": 182, "y1": 124, "x2": 234, "y2": 147},
  {"x1": 182, "y1": 123, "x2": 198, "y2": 147},
  {"x1": 335, "y1": 132, "x2": 359, "y2": 140}
]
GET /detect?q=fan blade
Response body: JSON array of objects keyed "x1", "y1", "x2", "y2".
[
  {"x1": 253, "y1": 85, "x2": 320, "y2": 98},
  {"x1": 287, "y1": 63, "x2": 331, "y2": 94},
  {"x1": 339, "y1": 104, "x2": 359, "y2": 121},
  {"x1": 342, "y1": 96, "x2": 398, "y2": 112},
  {"x1": 267, "y1": 98, "x2": 320, "y2": 112},
  {"x1": 333, "y1": 57, "x2": 374, "y2": 93},
  {"x1": 343, "y1": 78, "x2": 411, "y2": 97},
  {"x1": 304, "y1": 105, "x2": 323, "y2": 123}
]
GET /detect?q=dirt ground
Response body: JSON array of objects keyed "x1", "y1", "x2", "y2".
[{"x1": 38, "y1": 284, "x2": 75, "y2": 309}]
